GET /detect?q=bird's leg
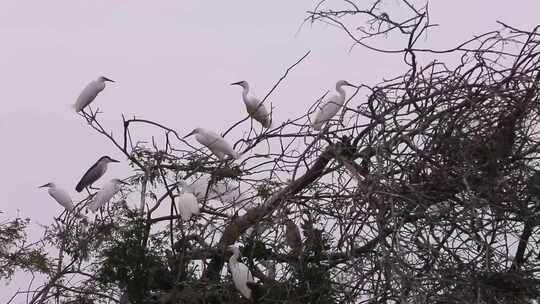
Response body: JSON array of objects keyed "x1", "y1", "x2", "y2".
[{"x1": 86, "y1": 105, "x2": 96, "y2": 121}]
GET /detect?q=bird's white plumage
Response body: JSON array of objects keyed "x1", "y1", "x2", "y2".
[
  {"x1": 232, "y1": 81, "x2": 272, "y2": 128},
  {"x1": 40, "y1": 183, "x2": 74, "y2": 211},
  {"x1": 285, "y1": 219, "x2": 302, "y2": 251},
  {"x1": 73, "y1": 77, "x2": 113, "y2": 112},
  {"x1": 188, "y1": 177, "x2": 245, "y2": 204},
  {"x1": 312, "y1": 80, "x2": 353, "y2": 130},
  {"x1": 186, "y1": 128, "x2": 240, "y2": 160},
  {"x1": 228, "y1": 245, "x2": 254, "y2": 299},
  {"x1": 88, "y1": 179, "x2": 123, "y2": 213},
  {"x1": 176, "y1": 192, "x2": 200, "y2": 221}
]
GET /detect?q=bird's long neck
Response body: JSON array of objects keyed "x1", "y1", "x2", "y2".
[
  {"x1": 336, "y1": 84, "x2": 347, "y2": 102},
  {"x1": 241, "y1": 85, "x2": 250, "y2": 102},
  {"x1": 229, "y1": 249, "x2": 240, "y2": 264}
]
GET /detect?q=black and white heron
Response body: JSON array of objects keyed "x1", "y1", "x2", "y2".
[
  {"x1": 73, "y1": 76, "x2": 115, "y2": 112},
  {"x1": 87, "y1": 178, "x2": 127, "y2": 213},
  {"x1": 231, "y1": 80, "x2": 272, "y2": 128},
  {"x1": 75, "y1": 156, "x2": 120, "y2": 192},
  {"x1": 184, "y1": 128, "x2": 240, "y2": 160},
  {"x1": 312, "y1": 80, "x2": 355, "y2": 130},
  {"x1": 227, "y1": 245, "x2": 254, "y2": 299},
  {"x1": 39, "y1": 182, "x2": 74, "y2": 211}
]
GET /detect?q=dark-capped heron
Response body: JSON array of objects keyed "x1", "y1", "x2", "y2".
[{"x1": 75, "y1": 156, "x2": 119, "y2": 192}]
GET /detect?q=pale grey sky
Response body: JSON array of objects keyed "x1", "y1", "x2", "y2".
[{"x1": 1, "y1": 0, "x2": 540, "y2": 300}]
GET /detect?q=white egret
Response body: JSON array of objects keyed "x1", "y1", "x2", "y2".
[
  {"x1": 73, "y1": 76, "x2": 115, "y2": 112},
  {"x1": 76, "y1": 156, "x2": 120, "y2": 192},
  {"x1": 87, "y1": 178, "x2": 126, "y2": 213},
  {"x1": 231, "y1": 81, "x2": 272, "y2": 128},
  {"x1": 228, "y1": 245, "x2": 254, "y2": 299},
  {"x1": 176, "y1": 183, "x2": 200, "y2": 221},
  {"x1": 39, "y1": 183, "x2": 75, "y2": 211},
  {"x1": 284, "y1": 219, "x2": 302, "y2": 252},
  {"x1": 184, "y1": 128, "x2": 240, "y2": 160},
  {"x1": 312, "y1": 80, "x2": 355, "y2": 130},
  {"x1": 188, "y1": 176, "x2": 245, "y2": 204}
]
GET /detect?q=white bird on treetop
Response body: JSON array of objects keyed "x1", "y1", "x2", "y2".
[
  {"x1": 187, "y1": 176, "x2": 245, "y2": 204},
  {"x1": 39, "y1": 183, "x2": 75, "y2": 211},
  {"x1": 176, "y1": 181, "x2": 200, "y2": 221},
  {"x1": 87, "y1": 178, "x2": 127, "y2": 213},
  {"x1": 227, "y1": 245, "x2": 254, "y2": 299},
  {"x1": 184, "y1": 128, "x2": 240, "y2": 161},
  {"x1": 231, "y1": 80, "x2": 272, "y2": 128},
  {"x1": 73, "y1": 76, "x2": 115, "y2": 112},
  {"x1": 284, "y1": 219, "x2": 302, "y2": 252},
  {"x1": 312, "y1": 80, "x2": 355, "y2": 130},
  {"x1": 75, "y1": 156, "x2": 120, "y2": 192}
]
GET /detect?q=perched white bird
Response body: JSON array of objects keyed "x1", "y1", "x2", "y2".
[
  {"x1": 87, "y1": 178, "x2": 126, "y2": 213},
  {"x1": 187, "y1": 176, "x2": 245, "y2": 204},
  {"x1": 39, "y1": 183, "x2": 75, "y2": 211},
  {"x1": 228, "y1": 245, "x2": 254, "y2": 299},
  {"x1": 184, "y1": 128, "x2": 240, "y2": 160},
  {"x1": 176, "y1": 183, "x2": 200, "y2": 221},
  {"x1": 73, "y1": 76, "x2": 115, "y2": 112},
  {"x1": 76, "y1": 156, "x2": 120, "y2": 192},
  {"x1": 312, "y1": 80, "x2": 355, "y2": 130},
  {"x1": 231, "y1": 81, "x2": 272, "y2": 128},
  {"x1": 284, "y1": 219, "x2": 302, "y2": 252}
]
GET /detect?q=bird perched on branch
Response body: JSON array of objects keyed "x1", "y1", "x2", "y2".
[
  {"x1": 231, "y1": 80, "x2": 272, "y2": 128},
  {"x1": 87, "y1": 178, "x2": 127, "y2": 213},
  {"x1": 39, "y1": 182, "x2": 74, "y2": 211},
  {"x1": 176, "y1": 181, "x2": 200, "y2": 221},
  {"x1": 75, "y1": 156, "x2": 120, "y2": 192},
  {"x1": 227, "y1": 245, "x2": 254, "y2": 299},
  {"x1": 312, "y1": 80, "x2": 355, "y2": 130},
  {"x1": 184, "y1": 128, "x2": 240, "y2": 160},
  {"x1": 73, "y1": 76, "x2": 114, "y2": 112},
  {"x1": 284, "y1": 219, "x2": 302, "y2": 253}
]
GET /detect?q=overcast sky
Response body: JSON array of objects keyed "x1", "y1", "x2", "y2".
[{"x1": 2, "y1": 0, "x2": 540, "y2": 300}]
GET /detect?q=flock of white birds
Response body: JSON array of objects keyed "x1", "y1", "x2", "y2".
[{"x1": 38, "y1": 76, "x2": 355, "y2": 299}]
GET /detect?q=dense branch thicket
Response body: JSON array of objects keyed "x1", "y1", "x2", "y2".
[{"x1": 6, "y1": 1, "x2": 540, "y2": 304}]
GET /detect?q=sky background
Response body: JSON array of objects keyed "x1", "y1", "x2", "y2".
[{"x1": 1, "y1": 0, "x2": 540, "y2": 300}]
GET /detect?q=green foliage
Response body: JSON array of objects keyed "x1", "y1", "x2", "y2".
[
  {"x1": 0, "y1": 215, "x2": 50, "y2": 280},
  {"x1": 256, "y1": 184, "x2": 273, "y2": 200},
  {"x1": 97, "y1": 216, "x2": 173, "y2": 303}
]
